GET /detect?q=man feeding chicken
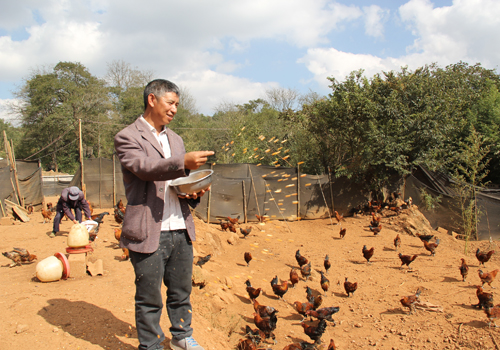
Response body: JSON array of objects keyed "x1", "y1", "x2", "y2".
[
  {"x1": 50, "y1": 186, "x2": 91, "y2": 238},
  {"x1": 115, "y1": 79, "x2": 213, "y2": 350}
]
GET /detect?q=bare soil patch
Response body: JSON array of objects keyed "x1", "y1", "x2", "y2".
[{"x1": 1, "y1": 201, "x2": 500, "y2": 349}]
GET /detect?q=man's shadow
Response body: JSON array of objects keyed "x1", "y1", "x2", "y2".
[{"x1": 38, "y1": 299, "x2": 137, "y2": 350}]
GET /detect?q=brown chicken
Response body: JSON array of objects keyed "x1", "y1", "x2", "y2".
[
  {"x1": 41, "y1": 207, "x2": 52, "y2": 223},
  {"x1": 400, "y1": 289, "x2": 421, "y2": 315},
  {"x1": 479, "y1": 269, "x2": 499, "y2": 288},
  {"x1": 474, "y1": 285, "x2": 494, "y2": 309},
  {"x1": 370, "y1": 224, "x2": 382, "y2": 235},
  {"x1": 305, "y1": 306, "x2": 340, "y2": 324},
  {"x1": 344, "y1": 277, "x2": 358, "y2": 297},
  {"x1": 244, "y1": 252, "x2": 252, "y2": 267},
  {"x1": 399, "y1": 253, "x2": 417, "y2": 270},
  {"x1": 371, "y1": 212, "x2": 381, "y2": 226},
  {"x1": 339, "y1": 227, "x2": 347, "y2": 239},
  {"x1": 320, "y1": 271, "x2": 330, "y2": 295},
  {"x1": 312, "y1": 295, "x2": 323, "y2": 310},
  {"x1": 26, "y1": 204, "x2": 33, "y2": 215},
  {"x1": 293, "y1": 301, "x2": 315, "y2": 321},
  {"x1": 484, "y1": 305, "x2": 500, "y2": 327},
  {"x1": 245, "y1": 280, "x2": 262, "y2": 301},
  {"x1": 253, "y1": 310, "x2": 278, "y2": 344},
  {"x1": 301, "y1": 319, "x2": 327, "y2": 344},
  {"x1": 327, "y1": 339, "x2": 337, "y2": 350},
  {"x1": 220, "y1": 221, "x2": 236, "y2": 233},
  {"x1": 114, "y1": 206, "x2": 125, "y2": 224},
  {"x1": 240, "y1": 227, "x2": 252, "y2": 238},
  {"x1": 334, "y1": 211, "x2": 344, "y2": 223},
  {"x1": 362, "y1": 245, "x2": 375, "y2": 264},
  {"x1": 87, "y1": 200, "x2": 93, "y2": 216},
  {"x1": 300, "y1": 262, "x2": 312, "y2": 281},
  {"x1": 394, "y1": 234, "x2": 401, "y2": 251},
  {"x1": 227, "y1": 215, "x2": 240, "y2": 225},
  {"x1": 295, "y1": 250, "x2": 309, "y2": 267},
  {"x1": 459, "y1": 258, "x2": 469, "y2": 282},
  {"x1": 423, "y1": 239, "x2": 440, "y2": 256},
  {"x1": 290, "y1": 268, "x2": 300, "y2": 288},
  {"x1": 46, "y1": 202, "x2": 53, "y2": 211},
  {"x1": 476, "y1": 248, "x2": 495, "y2": 267},
  {"x1": 255, "y1": 214, "x2": 267, "y2": 223},
  {"x1": 252, "y1": 299, "x2": 276, "y2": 319},
  {"x1": 2, "y1": 248, "x2": 37, "y2": 267},
  {"x1": 324, "y1": 254, "x2": 331, "y2": 274},
  {"x1": 113, "y1": 228, "x2": 129, "y2": 260},
  {"x1": 270, "y1": 275, "x2": 289, "y2": 300}
]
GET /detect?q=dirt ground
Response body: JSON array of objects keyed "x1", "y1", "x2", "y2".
[{"x1": 1, "y1": 198, "x2": 500, "y2": 350}]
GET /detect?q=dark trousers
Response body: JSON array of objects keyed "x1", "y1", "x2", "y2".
[
  {"x1": 129, "y1": 230, "x2": 194, "y2": 350},
  {"x1": 52, "y1": 207, "x2": 82, "y2": 232}
]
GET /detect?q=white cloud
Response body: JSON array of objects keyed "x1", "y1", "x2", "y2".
[
  {"x1": 399, "y1": 0, "x2": 500, "y2": 66},
  {"x1": 0, "y1": 99, "x2": 23, "y2": 126},
  {"x1": 363, "y1": 5, "x2": 390, "y2": 38},
  {"x1": 174, "y1": 70, "x2": 279, "y2": 114},
  {"x1": 300, "y1": 0, "x2": 500, "y2": 91}
]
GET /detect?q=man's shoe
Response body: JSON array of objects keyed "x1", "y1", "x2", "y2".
[
  {"x1": 170, "y1": 336, "x2": 204, "y2": 350},
  {"x1": 49, "y1": 232, "x2": 56, "y2": 238}
]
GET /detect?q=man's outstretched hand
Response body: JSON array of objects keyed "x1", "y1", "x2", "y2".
[{"x1": 184, "y1": 151, "x2": 214, "y2": 170}]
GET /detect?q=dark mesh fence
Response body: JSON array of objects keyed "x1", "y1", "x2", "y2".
[{"x1": 0, "y1": 160, "x2": 44, "y2": 217}]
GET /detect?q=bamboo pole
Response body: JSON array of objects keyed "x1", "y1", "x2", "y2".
[
  {"x1": 206, "y1": 163, "x2": 213, "y2": 223},
  {"x1": 0, "y1": 200, "x2": 5, "y2": 217},
  {"x1": 10, "y1": 139, "x2": 24, "y2": 207},
  {"x1": 79, "y1": 119, "x2": 85, "y2": 195},
  {"x1": 112, "y1": 153, "x2": 116, "y2": 208},
  {"x1": 242, "y1": 180, "x2": 247, "y2": 224},
  {"x1": 297, "y1": 164, "x2": 301, "y2": 220}
]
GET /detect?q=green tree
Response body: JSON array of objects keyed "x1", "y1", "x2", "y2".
[
  {"x1": 14, "y1": 62, "x2": 110, "y2": 172},
  {"x1": 451, "y1": 127, "x2": 491, "y2": 252}
]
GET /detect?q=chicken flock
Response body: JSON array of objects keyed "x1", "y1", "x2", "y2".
[
  {"x1": 201, "y1": 197, "x2": 500, "y2": 349},
  {"x1": 2, "y1": 193, "x2": 499, "y2": 349}
]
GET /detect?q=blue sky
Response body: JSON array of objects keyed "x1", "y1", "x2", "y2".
[{"x1": 0, "y1": 0, "x2": 499, "y2": 120}]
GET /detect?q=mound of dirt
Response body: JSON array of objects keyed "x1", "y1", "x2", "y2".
[{"x1": 1, "y1": 205, "x2": 500, "y2": 349}]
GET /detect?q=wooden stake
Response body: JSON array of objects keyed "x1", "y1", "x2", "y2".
[
  {"x1": 79, "y1": 119, "x2": 85, "y2": 194},
  {"x1": 112, "y1": 153, "x2": 116, "y2": 208},
  {"x1": 39, "y1": 159, "x2": 45, "y2": 210},
  {"x1": 206, "y1": 163, "x2": 213, "y2": 223},
  {"x1": 99, "y1": 157, "x2": 102, "y2": 208},
  {"x1": 242, "y1": 180, "x2": 247, "y2": 224},
  {"x1": 297, "y1": 163, "x2": 301, "y2": 220}
]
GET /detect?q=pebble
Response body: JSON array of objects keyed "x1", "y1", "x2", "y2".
[{"x1": 15, "y1": 324, "x2": 28, "y2": 334}]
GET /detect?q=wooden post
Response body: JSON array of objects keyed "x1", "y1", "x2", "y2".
[
  {"x1": 206, "y1": 163, "x2": 213, "y2": 223},
  {"x1": 99, "y1": 157, "x2": 102, "y2": 208},
  {"x1": 297, "y1": 164, "x2": 301, "y2": 220},
  {"x1": 79, "y1": 119, "x2": 85, "y2": 194},
  {"x1": 242, "y1": 180, "x2": 247, "y2": 224},
  {"x1": 39, "y1": 159, "x2": 45, "y2": 210},
  {"x1": 0, "y1": 200, "x2": 5, "y2": 217},
  {"x1": 10, "y1": 139, "x2": 24, "y2": 207},
  {"x1": 112, "y1": 153, "x2": 116, "y2": 208},
  {"x1": 3, "y1": 131, "x2": 10, "y2": 167},
  {"x1": 328, "y1": 167, "x2": 334, "y2": 214}
]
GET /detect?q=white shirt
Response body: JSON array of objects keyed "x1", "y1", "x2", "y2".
[{"x1": 140, "y1": 116, "x2": 186, "y2": 231}]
